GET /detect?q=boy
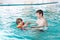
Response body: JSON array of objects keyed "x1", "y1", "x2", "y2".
[{"x1": 16, "y1": 18, "x2": 30, "y2": 30}]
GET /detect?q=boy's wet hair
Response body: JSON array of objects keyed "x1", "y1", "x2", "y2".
[
  {"x1": 16, "y1": 18, "x2": 22, "y2": 24},
  {"x1": 36, "y1": 9, "x2": 43, "y2": 16}
]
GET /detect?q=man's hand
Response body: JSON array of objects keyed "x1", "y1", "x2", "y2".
[{"x1": 31, "y1": 26, "x2": 36, "y2": 28}]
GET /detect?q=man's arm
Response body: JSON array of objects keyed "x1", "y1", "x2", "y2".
[{"x1": 31, "y1": 26, "x2": 43, "y2": 28}]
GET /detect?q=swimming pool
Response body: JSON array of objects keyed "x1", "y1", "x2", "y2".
[{"x1": 0, "y1": 4, "x2": 60, "y2": 40}]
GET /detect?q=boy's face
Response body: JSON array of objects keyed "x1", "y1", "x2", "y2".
[
  {"x1": 36, "y1": 13, "x2": 42, "y2": 18},
  {"x1": 18, "y1": 20, "x2": 22, "y2": 23}
]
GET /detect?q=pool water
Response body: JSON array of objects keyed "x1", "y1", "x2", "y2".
[{"x1": 0, "y1": 4, "x2": 60, "y2": 40}]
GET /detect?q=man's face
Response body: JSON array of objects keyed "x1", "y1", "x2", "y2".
[{"x1": 36, "y1": 13, "x2": 42, "y2": 18}]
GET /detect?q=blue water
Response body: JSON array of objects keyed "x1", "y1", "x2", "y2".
[{"x1": 0, "y1": 4, "x2": 60, "y2": 40}]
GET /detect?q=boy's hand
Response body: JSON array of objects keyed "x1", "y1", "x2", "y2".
[
  {"x1": 23, "y1": 22, "x2": 31, "y2": 27},
  {"x1": 26, "y1": 22, "x2": 31, "y2": 24}
]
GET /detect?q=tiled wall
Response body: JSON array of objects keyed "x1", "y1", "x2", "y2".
[{"x1": 0, "y1": 0, "x2": 57, "y2": 4}]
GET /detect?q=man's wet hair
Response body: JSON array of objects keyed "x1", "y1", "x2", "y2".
[
  {"x1": 16, "y1": 18, "x2": 22, "y2": 24},
  {"x1": 36, "y1": 9, "x2": 43, "y2": 16}
]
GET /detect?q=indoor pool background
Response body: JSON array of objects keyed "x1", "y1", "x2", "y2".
[{"x1": 0, "y1": 4, "x2": 60, "y2": 40}]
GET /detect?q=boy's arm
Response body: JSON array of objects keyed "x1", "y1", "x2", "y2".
[{"x1": 23, "y1": 22, "x2": 30, "y2": 27}]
